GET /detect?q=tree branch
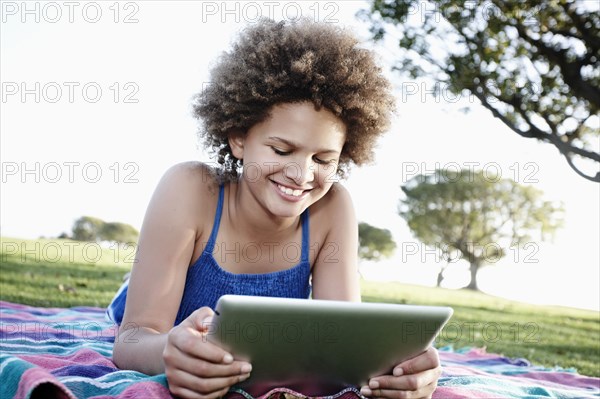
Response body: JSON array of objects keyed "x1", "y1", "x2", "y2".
[
  {"x1": 559, "y1": 1, "x2": 600, "y2": 53},
  {"x1": 567, "y1": 113, "x2": 594, "y2": 142},
  {"x1": 513, "y1": 24, "x2": 600, "y2": 108},
  {"x1": 472, "y1": 91, "x2": 600, "y2": 182}
]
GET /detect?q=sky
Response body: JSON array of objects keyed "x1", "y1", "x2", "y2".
[{"x1": 1, "y1": 1, "x2": 599, "y2": 311}]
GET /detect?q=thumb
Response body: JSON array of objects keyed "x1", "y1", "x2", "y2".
[
  {"x1": 187, "y1": 306, "x2": 215, "y2": 333},
  {"x1": 394, "y1": 347, "x2": 439, "y2": 376}
]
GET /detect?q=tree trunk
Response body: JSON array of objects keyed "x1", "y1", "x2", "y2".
[
  {"x1": 465, "y1": 261, "x2": 480, "y2": 290},
  {"x1": 436, "y1": 264, "x2": 448, "y2": 287}
]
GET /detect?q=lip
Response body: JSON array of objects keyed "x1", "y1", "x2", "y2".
[{"x1": 270, "y1": 180, "x2": 311, "y2": 202}]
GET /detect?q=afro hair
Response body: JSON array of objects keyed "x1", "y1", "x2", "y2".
[{"x1": 192, "y1": 18, "x2": 396, "y2": 181}]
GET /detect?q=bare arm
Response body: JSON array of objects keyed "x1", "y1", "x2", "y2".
[
  {"x1": 112, "y1": 162, "x2": 209, "y2": 373},
  {"x1": 113, "y1": 326, "x2": 169, "y2": 375},
  {"x1": 112, "y1": 163, "x2": 251, "y2": 399},
  {"x1": 311, "y1": 184, "x2": 361, "y2": 302}
]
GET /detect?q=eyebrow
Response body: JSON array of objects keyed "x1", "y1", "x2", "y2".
[{"x1": 267, "y1": 136, "x2": 340, "y2": 155}]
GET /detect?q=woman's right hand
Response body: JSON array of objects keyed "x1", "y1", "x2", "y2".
[{"x1": 163, "y1": 307, "x2": 252, "y2": 399}]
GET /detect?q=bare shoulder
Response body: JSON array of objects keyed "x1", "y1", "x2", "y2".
[
  {"x1": 161, "y1": 161, "x2": 220, "y2": 194},
  {"x1": 311, "y1": 183, "x2": 355, "y2": 216},
  {"x1": 150, "y1": 161, "x2": 222, "y2": 237},
  {"x1": 309, "y1": 183, "x2": 356, "y2": 236},
  {"x1": 160, "y1": 161, "x2": 221, "y2": 202}
]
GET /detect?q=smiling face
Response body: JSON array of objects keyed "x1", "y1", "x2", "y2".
[{"x1": 228, "y1": 102, "x2": 347, "y2": 219}]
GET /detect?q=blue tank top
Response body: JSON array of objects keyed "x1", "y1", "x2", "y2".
[{"x1": 105, "y1": 184, "x2": 312, "y2": 326}]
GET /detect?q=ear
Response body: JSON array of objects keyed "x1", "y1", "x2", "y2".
[{"x1": 228, "y1": 130, "x2": 245, "y2": 160}]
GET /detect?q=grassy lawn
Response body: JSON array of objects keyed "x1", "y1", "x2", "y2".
[
  {"x1": 0, "y1": 237, "x2": 132, "y2": 308},
  {"x1": 362, "y1": 280, "x2": 600, "y2": 378},
  {"x1": 1, "y1": 237, "x2": 599, "y2": 377}
]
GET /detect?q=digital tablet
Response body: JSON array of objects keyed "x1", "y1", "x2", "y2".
[{"x1": 207, "y1": 295, "x2": 453, "y2": 396}]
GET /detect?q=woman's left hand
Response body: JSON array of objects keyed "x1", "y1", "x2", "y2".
[{"x1": 360, "y1": 346, "x2": 442, "y2": 399}]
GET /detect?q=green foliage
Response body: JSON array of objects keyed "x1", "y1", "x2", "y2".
[
  {"x1": 399, "y1": 169, "x2": 563, "y2": 289},
  {"x1": 71, "y1": 216, "x2": 139, "y2": 244},
  {"x1": 358, "y1": 222, "x2": 397, "y2": 261},
  {"x1": 72, "y1": 216, "x2": 104, "y2": 242},
  {"x1": 100, "y1": 222, "x2": 139, "y2": 244},
  {"x1": 361, "y1": 0, "x2": 600, "y2": 181}
]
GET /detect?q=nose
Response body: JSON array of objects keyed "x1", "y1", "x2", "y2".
[{"x1": 283, "y1": 157, "x2": 315, "y2": 186}]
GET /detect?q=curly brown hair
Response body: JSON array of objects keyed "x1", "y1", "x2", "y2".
[{"x1": 192, "y1": 18, "x2": 396, "y2": 181}]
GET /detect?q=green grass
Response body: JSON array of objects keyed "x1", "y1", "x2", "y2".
[
  {"x1": 1, "y1": 237, "x2": 599, "y2": 377},
  {"x1": 361, "y1": 280, "x2": 600, "y2": 377},
  {"x1": 0, "y1": 237, "x2": 132, "y2": 307}
]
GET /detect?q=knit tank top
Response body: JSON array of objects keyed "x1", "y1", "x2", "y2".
[{"x1": 105, "y1": 184, "x2": 312, "y2": 326}]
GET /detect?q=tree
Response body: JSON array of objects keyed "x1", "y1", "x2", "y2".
[
  {"x1": 100, "y1": 222, "x2": 139, "y2": 244},
  {"x1": 71, "y1": 216, "x2": 139, "y2": 244},
  {"x1": 358, "y1": 222, "x2": 397, "y2": 261},
  {"x1": 71, "y1": 216, "x2": 104, "y2": 242},
  {"x1": 361, "y1": 0, "x2": 599, "y2": 181},
  {"x1": 399, "y1": 169, "x2": 563, "y2": 291}
]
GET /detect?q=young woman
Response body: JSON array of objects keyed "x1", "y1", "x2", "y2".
[{"x1": 108, "y1": 18, "x2": 441, "y2": 399}]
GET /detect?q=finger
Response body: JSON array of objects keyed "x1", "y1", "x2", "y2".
[
  {"x1": 182, "y1": 307, "x2": 216, "y2": 333},
  {"x1": 173, "y1": 351, "x2": 253, "y2": 379},
  {"x1": 369, "y1": 367, "x2": 440, "y2": 392},
  {"x1": 368, "y1": 380, "x2": 437, "y2": 399},
  {"x1": 394, "y1": 347, "x2": 440, "y2": 376},
  {"x1": 168, "y1": 368, "x2": 250, "y2": 397},
  {"x1": 170, "y1": 328, "x2": 234, "y2": 365}
]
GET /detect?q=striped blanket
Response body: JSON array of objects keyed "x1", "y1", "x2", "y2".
[{"x1": 1, "y1": 300, "x2": 598, "y2": 399}]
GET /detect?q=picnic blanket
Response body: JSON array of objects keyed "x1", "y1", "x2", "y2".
[{"x1": 1, "y1": 300, "x2": 599, "y2": 399}]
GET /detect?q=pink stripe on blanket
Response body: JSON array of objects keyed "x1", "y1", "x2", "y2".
[
  {"x1": 20, "y1": 348, "x2": 117, "y2": 370},
  {"x1": 439, "y1": 347, "x2": 505, "y2": 361},
  {"x1": 1, "y1": 313, "x2": 105, "y2": 323},
  {"x1": 15, "y1": 367, "x2": 77, "y2": 399},
  {"x1": 433, "y1": 386, "x2": 492, "y2": 398},
  {"x1": 520, "y1": 371, "x2": 600, "y2": 390},
  {"x1": 85, "y1": 381, "x2": 172, "y2": 399},
  {"x1": 1, "y1": 301, "x2": 104, "y2": 312},
  {"x1": 1, "y1": 301, "x2": 70, "y2": 314},
  {"x1": 441, "y1": 365, "x2": 494, "y2": 376},
  {"x1": 442, "y1": 364, "x2": 599, "y2": 388}
]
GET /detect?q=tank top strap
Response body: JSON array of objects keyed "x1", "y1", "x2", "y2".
[
  {"x1": 204, "y1": 184, "x2": 225, "y2": 254},
  {"x1": 205, "y1": 184, "x2": 309, "y2": 261},
  {"x1": 300, "y1": 207, "x2": 310, "y2": 263}
]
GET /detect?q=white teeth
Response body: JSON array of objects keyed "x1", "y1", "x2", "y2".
[{"x1": 277, "y1": 184, "x2": 303, "y2": 197}]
